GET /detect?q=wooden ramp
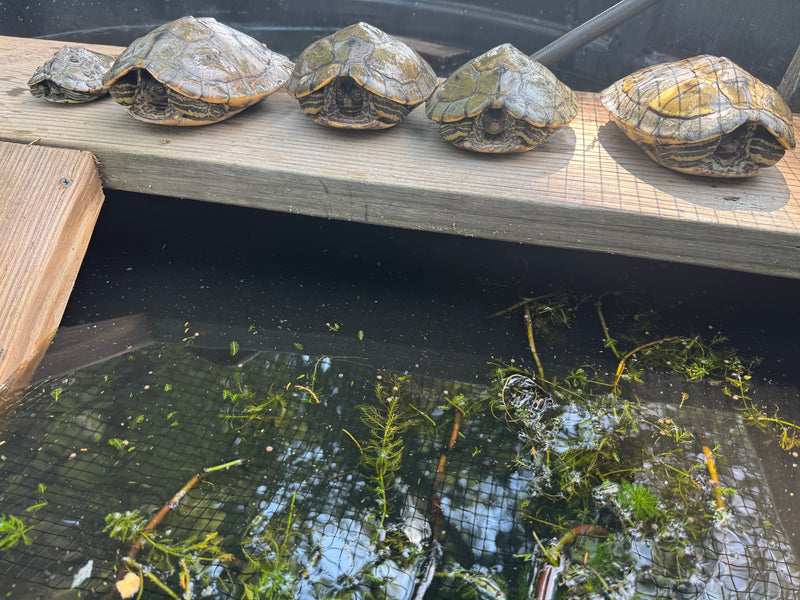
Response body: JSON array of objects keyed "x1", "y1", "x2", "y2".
[
  {"x1": 0, "y1": 141, "x2": 104, "y2": 393},
  {"x1": 0, "y1": 34, "x2": 799, "y2": 287},
  {"x1": 2, "y1": 36, "x2": 800, "y2": 278}
]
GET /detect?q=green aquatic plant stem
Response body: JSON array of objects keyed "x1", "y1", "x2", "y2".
[
  {"x1": 727, "y1": 374, "x2": 800, "y2": 450},
  {"x1": 282, "y1": 492, "x2": 297, "y2": 551},
  {"x1": 524, "y1": 304, "x2": 546, "y2": 381},
  {"x1": 342, "y1": 428, "x2": 363, "y2": 454},
  {"x1": 142, "y1": 566, "x2": 181, "y2": 600},
  {"x1": 487, "y1": 293, "x2": 559, "y2": 318},
  {"x1": 613, "y1": 337, "x2": 678, "y2": 394},
  {"x1": 204, "y1": 458, "x2": 244, "y2": 474},
  {"x1": 596, "y1": 292, "x2": 622, "y2": 359},
  {"x1": 408, "y1": 402, "x2": 437, "y2": 427}
]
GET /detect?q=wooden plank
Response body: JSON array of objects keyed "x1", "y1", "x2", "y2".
[
  {"x1": 0, "y1": 141, "x2": 104, "y2": 393},
  {"x1": 1, "y1": 35, "x2": 799, "y2": 278}
]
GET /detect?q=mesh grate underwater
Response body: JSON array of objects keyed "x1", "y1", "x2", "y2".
[{"x1": 0, "y1": 343, "x2": 798, "y2": 599}]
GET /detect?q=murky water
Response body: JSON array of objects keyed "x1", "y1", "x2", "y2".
[{"x1": 1, "y1": 193, "x2": 800, "y2": 598}]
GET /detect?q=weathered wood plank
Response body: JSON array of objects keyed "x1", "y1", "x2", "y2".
[
  {"x1": 1, "y1": 35, "x2": 799, "y2": 278},
  {"x1": 0, "y1": 141, "x2": 104, "y2": 393}
]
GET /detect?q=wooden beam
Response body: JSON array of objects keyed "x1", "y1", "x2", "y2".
[
  {"x1": 0, "y1": 141, "x2": 104, "y2": 394},
  {"x1": 1, "y1": 36, "x2": 799, "y2": 279}
]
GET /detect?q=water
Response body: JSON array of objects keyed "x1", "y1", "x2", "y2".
[{"x1": 1, "y1": 191, "x2": 800, "y2": 598}]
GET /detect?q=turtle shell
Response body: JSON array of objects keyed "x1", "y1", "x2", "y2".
[
  {"x1": 425, "y1": 44, "x2": 578, "y2": 153},
  {"x1": 28, "y1": 46, "x2": 115, "y2": 103},
  {"x1": 285, "y1": 22, "x2": 437, "y2": 129},
  {"x1": 600, "y1": 55, "x2": 796, "y2": 177},
  {"x1": 103, "y1": 16, "x2": 293, "y2": 125}
]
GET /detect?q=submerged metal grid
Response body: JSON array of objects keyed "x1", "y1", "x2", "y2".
[{"x1": 0, "y1": 344, "x2": 798, "y2": 599}]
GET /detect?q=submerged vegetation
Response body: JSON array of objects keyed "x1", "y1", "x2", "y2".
[
  {"x1": 487, "y1": 290, "x2": 800, "y2": 598},
  {"x1": 357, "y1": 374, "x2": 419, "y2": 529},
  {"x1": 0, "y1": 513, "x2": 33, "y2": 552},
  {"x1": 9, "y1": 288, "x2": 791, "y2": 599},
  {"x1": 239, "y1": 492, "x2": 302, "y2": 600}
]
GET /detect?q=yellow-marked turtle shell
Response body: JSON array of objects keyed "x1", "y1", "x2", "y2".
[
  {"x1": 103, "y1": 16, "x2": 293, "y2": 125},
  {"x1": 28, "y1": 46, "x2": 115, "y2": 103},
  {"x1": 285, "y1": 22, "x2": 437, "y2": 129},
  {"x1": 600, "y1": 55, "x2": 795, "y2": 177},
  {"x1": 425, "y1": 44, "x2": 578, "y2": 153}
]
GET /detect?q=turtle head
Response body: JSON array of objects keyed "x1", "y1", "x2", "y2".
[
  {"x1": 135, "y1": 71, "x2": 169, "y2": 109},
  {"x1": 480, "y1": 109, "x2": 506, "y2": 136},
  {"x1": 332, "y1": 77, "x2": 365, "y2": 114}
]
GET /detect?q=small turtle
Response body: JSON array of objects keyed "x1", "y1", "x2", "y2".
[
  {"x1": 28, "y1": 46, "x2": 115, "y2": 103},
  {"x1": 425, "y1": 44, "x2": 578, "y2": 153},
  {"x1": 103, "y1": 16, "x2": 293, "y2": 125},
  {"x1": 600, "y1": 55, "x2": 796, "y2": 177},
  {"x1": 285, "y1": 22, "x2": 437, "y2": 129}
]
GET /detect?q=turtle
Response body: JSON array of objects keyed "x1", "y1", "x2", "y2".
[
  {"x1": 425, "y1": 44, "x2": 579, "y2": 153},
  {"x1": 28, "y1": 46, "x2": 116, "y2": 103},
  {"x1": 600, "y1": 54, "x2": 796, "y2": 177},
  {"x1": 285, "y1": 22, "x2": 437, "y2": 129},
  {"x1": 103, "y1": 16, "x2": 293, "y2": 125}
]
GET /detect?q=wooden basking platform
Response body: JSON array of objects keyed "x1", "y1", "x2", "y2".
[
  {"x1": 0, "y1": 141, "x2": 104, "y2": 392},
  {"x1": 1, "y1": 35, "x2": 800, "y2": 388}
]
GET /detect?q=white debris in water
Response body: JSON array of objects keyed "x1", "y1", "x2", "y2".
[{"x1": 71, "y1": 559, "x2": 93, "y2": 588}]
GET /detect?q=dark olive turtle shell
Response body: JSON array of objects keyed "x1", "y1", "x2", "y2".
[
  {"x1": 28, "y1": 46, "x2": 115, "y2": 103},
  {"x1": 425, "y1": 44, "x2": 578, "y2": 153},
  {"x1": 285, "y1": 22, "x2": 437, "y2": 129},
  {"x1": 103, "y1": 16, "x2": 293, "y2": 125},
  {"x1": 600, "y1": 55, "x2": 796, "y2": 177}
]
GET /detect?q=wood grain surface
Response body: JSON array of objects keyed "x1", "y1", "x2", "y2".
[
  {"x1": 1, "y1": 35, "x2": 799, "y2": 278},
  {"x1": 0, "y1": 141, "x2": 104, "y2": 393}
]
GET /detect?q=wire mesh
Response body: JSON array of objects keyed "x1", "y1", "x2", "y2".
[{"x1": 0, "y1": 343, "x2": 797, "y2": 599}]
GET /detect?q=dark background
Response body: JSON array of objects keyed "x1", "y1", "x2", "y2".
[{"x1": 2, "y1": 0, "x2": 799, "y2": 109}]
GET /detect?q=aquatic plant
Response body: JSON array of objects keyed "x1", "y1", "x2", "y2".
[
  {"x1": 615, "y1": 480, "x2": 659, "y2": 523},
  {"x1": 104, "y1": 460, "x2": 243, "y2": 598},
  {"x1": 357, "y1": 375, "x2": 418, "y2": 529},
  {"x1": 105, "y1": 509, "x2": 236, "y2": 599},
  {"x1": 105, "y1": 510, "x2": 235, "y2": 570},
  {"x1": 726, "y1": 371, "x2": 800, "y2": 450},
  {"x1": 488, "y1": 291, "x2": 755, "y2": 596},
  {"x1": 221, "y1": 386, "x2": 287, "y2": 431},
  {"x1": 0, "y1": 513, "x2": 33, "y2": 551},
  {"x1": 222, "y1": 372, "x2": 256, "y2": 403},
  {"x1": 240, "y1": 492, "x2": 302, "y2": 600},
  {"x1": 491, "y1": 291, "x2": 586, "y2": 381},
  {"x1": 436, "y1": 567, "x2": 508, "y2": 599},
  {"x1": 293, "y1": 354, "x2": 347, "y2": 403}
]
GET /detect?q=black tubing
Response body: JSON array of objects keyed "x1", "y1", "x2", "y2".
[
  {"x1": 777, "y1": 42, "x2": 800, "y2": 101},
  {"x1": 530, "y1": 0, "x2": 663, "y2": 65}
]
